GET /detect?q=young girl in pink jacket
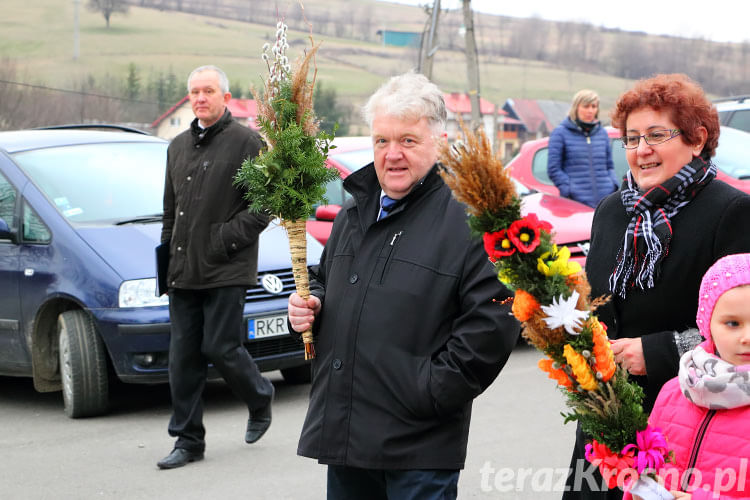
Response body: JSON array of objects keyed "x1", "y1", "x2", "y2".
[{"x1": 645, "y1": 253, "x2": 750, "y2": 499}]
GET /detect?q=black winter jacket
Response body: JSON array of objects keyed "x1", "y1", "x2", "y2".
[
  {"x1": 586, "y1": 179, "x2": 750, "y2": 411},
  {"x1": 161, "y1": 110, "x2": 269, "y2": 289},
  {"x1": 297, "y1": 163, "x2": 519, "y2": 470}
]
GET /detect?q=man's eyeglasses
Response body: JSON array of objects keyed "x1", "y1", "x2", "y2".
[{"x1": 620, "y1": 129, "x2": 681, "y2": 149}]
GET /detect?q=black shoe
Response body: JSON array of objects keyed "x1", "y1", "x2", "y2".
[
  {"x1": 157, "y1": 448, "x2": 204, "y2": 469},
  {"x1": 245, "y1": 394, "x2": 273, "y2": 444}
]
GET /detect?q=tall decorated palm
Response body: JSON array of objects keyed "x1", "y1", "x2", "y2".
[
  {"x1": 235, "y1": 22, "x2": 338, "y2": 360},
  {"x1": 439, "y1": 123, "x2": 672, "y2": 497}
]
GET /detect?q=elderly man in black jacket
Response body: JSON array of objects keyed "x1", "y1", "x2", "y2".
[
  {"x1": 156, "y1": 65, "x2": 273, "y2": 470},
  {"x1": 288, "y1": 71, "x2": 519, "y2": 499}
]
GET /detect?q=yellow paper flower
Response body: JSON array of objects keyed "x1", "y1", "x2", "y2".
[
  {"x1": 537, "y1": 245, "x2": 582, "y2": 277},
  {"x1": 563, "y1": 344, "x2": 598, "y2": 391}
]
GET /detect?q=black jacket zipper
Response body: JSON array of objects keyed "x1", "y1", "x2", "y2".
[
  {"x1": 680, "y1": 409, "x2": 716, "y2": 491},
  {"x1": 379, "y1": 231, "x2": 403, "y2": 284}
]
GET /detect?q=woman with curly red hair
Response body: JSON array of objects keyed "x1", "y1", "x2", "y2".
[{"x1": 562, "y1": 74, "x2": 750, "y2": 499}]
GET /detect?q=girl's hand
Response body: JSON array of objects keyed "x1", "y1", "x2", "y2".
[{"x1": 670, "y1": 491, "x2": 691, "y2": 499}]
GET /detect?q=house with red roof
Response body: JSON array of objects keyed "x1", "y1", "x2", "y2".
[
  {"x1": 502, "y1": 98, "x2": 569, "y2": 143},
  {"x1": 151, "y1": 96, "x2": 259, "y2": 140},
  {"x1": 443, "y1": 92, "x2": 523, "y2": 160}
]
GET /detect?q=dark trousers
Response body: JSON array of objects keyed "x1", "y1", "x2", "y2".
[
  {"x1": 167, "y1": 286, "x2": 274, "y2": 452},
  {"x1": 561, "y1": 424, "x2": 623, "y2": 500},
  {"x1": 327, "y1": 465, "x2": 459, "y2": 500}
]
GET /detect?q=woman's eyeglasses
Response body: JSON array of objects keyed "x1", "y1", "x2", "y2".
[{"x1": 620, "y1": 129, "x2": 681, "y2": 149}]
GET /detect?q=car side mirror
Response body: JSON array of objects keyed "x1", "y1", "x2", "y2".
[
  {"x1": 315, "y1": 204, "x2": 341, "y2": 222},
  {"x1": 0, "y1": 217, "x2": 13, "y2": 240}
]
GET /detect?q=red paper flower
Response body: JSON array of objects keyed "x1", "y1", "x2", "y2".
[
  {"x1": 483, "y1": 229, "x2": 516, "y2": 261},
  {"x1": 508, "y1": 214, "x2": 553, "y2": 253},
  {"x1": 585, "y1": 440, "x2": 636, "y2": 489}
]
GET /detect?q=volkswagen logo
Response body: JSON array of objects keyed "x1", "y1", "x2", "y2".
[{"x1": 260, "y1": 274, "x2": 285, "y2": 294}]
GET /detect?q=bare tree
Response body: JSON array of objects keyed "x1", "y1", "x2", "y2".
[{"x1": 87, "y1": 0, "x2": 129, "y2": 28}]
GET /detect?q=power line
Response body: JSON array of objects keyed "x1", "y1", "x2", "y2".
[{"x1": 0, "y1": 78, "x2": 165, "y2": 106}]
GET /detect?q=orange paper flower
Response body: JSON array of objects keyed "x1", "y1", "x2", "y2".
[
  {"x1": 538, "y1": 358, "x2": 573, "y2": 389},
  {"x1": 591, "y1": 319, "x2": 616, "y2": 382},
  {"x1": 512, "y1": 289, "x2": 540, "y2": 322}
]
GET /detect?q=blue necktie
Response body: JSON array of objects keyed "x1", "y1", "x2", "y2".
[{"x1": 378, "y1": 195, "x2": 397, "y2": 220}]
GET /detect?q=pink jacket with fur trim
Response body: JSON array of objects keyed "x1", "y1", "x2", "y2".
[{"x1": 648, "y1": 374, "x2": 750, "y2": 498}]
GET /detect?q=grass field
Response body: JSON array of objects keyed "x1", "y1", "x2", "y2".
[{"x1": 2, "y1": 0, "x2": 634, "y2": 124}]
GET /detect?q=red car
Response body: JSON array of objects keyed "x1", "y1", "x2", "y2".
[
  {"x1": 508, "y1": 126, "x2": 750, "y2": 196},
  {"x1": 308, "y1": 136, "x2": 594, "y2": 265}
]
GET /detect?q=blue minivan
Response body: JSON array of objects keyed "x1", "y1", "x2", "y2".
[{"x1": 0, "y1": 126, "x2": 320, "y2": 418}]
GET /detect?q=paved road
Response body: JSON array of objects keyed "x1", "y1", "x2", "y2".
[{"x1": 0, "y1": 344, "x2": 575, "y2": 499}]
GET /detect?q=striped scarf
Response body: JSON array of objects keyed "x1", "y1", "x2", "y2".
[{"x1": 609, "y1": 157, "x2": 716, "y2": 298}]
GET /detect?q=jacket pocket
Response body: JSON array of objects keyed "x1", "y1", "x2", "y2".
[
  {"x1": 383, "y1": 354, "x2": 437, "y2": 420},
  {"x1": 206, "y1": 222, "x2": 230, "y2": 263}
]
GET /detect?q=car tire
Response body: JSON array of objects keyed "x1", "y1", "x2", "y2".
[
  {"x1": 280, "y1": 364, "x2": 312, "y2": 384},
  {"x1": 58, "y1": 310, "x2": 109, "y2": 418}
]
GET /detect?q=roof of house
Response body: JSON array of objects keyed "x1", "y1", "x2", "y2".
[
  {"x1": 503, "y1": 98, "x2": 569, "y2": 134},
  {"x1": 444, "y1": 92, "x2": 509, "y2": 116},
  {"x1": 151, "y1": 96, "x2": 258, "y2": 128}
]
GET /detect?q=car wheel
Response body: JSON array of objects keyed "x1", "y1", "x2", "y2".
[
  {"x1": 280, "y1": 364, "x2": 312, "y2": 384},
  {"x1": 58, "y1": 310, "x2": 109, "y2": 418}
]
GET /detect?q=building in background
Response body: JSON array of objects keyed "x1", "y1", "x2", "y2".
[
  {"x1": 502, "y1": 98, "x2": 569, "y2": 143},
  {"x1": 443, "y1": 92, "x2": 522, "y2": 161},
  {"x1": 151, "y1": 96, "x2": 258, "y2": 140}
]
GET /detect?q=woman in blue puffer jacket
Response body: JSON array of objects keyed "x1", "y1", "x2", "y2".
[{"x1": 547, "y1": 89, "x2": 618, "y2": 208}]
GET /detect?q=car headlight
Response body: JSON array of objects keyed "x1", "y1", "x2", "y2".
[{"x1": 119, "y1": 278, "x2": 169, "y2": 308}]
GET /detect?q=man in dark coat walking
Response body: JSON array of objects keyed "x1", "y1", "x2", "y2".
[
  {"x1": 157, "y1": 65, "x2": 274, "y2": 469},
  {"x1": 288, "y1": 71, "x2": 519, "y2": 499}
]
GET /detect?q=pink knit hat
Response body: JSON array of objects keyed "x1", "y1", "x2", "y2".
[{"x1": 696, "y1": 253, "x2": 750, "y2": 343}]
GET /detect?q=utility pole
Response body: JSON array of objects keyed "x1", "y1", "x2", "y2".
[
  {"x1": 462, "y1": 0, "x2": 481, "y2": 131},
  {"x1": 73, "y1": 0, "x2": 80, "y2": 60},
  {"x1": 419, "y1": 0, "x2": 441, "y2": 80}
]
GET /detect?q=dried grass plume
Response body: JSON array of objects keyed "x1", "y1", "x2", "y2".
[{"x1": 438, "y1": 120, "x2": 516, "y2": 217}]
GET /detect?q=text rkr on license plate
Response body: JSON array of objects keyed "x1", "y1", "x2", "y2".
[{"x1": 248, "y1": 313, "x2": 289, "y2": 339}]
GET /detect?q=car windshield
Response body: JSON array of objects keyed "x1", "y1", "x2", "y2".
[
  {"x1": 715, "y1": 126, "x2": 750, "y2": 179},
  {"x1": 331, "y1": 149, "x2": 374, "y2": 172},
  {"x1": 11, "y1": 141, "x2": 167, "y2": 223}
]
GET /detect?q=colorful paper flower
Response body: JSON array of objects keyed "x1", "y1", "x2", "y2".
[
  {"x1": 508, "y1": 214, "x2": 551, "y2": 253},
  {"x1": 622, "y1": 426, "x2": 670, "y2": 474},
  {"x1": 563, "y1": 343, "x2": 598, "y2": 391},
  {"x1": 537, "y1": 245, "x2": 582, "y2": 277},
  {"x1": 511, "y1": 289, "x2": 541, "y2": 322},
  {"x1": 538, "y1": 358, "x2": 573, "y2": 389},
  {"x1": 591, "y1": 319, "x2": 616, "y2": 382},
  {"x1": 483, "y1": 229, "x2": 515, "y2": 261},
  {"x1": 541, "y1": 291, "x2": 589, "y2": 335},
  {"x1": 585, "y1": 440, "x2": 636, "y2": 489}
]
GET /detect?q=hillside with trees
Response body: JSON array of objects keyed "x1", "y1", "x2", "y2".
[{"x1": 1, "y1": 0, "x2": 748, "y2": 131}]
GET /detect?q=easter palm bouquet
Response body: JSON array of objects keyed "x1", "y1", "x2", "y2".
[
  {"x1": 235, "y1": 21, "x2": 338, "y2": 360},
  {"x1": 439, "y1": 123, "x2": 671, "y2": 495}
]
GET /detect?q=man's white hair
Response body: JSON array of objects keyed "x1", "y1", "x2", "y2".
[
  {"x1": 362, "y1": 71, "x2": 446, "y2": 134},
  {"x1": 187, "y1": 65, "x2": 230, "y2": 94}
]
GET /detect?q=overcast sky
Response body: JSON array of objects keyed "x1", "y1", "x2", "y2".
[{"x1": 380, "y1": 0, "x2": 750, "y2": 43}]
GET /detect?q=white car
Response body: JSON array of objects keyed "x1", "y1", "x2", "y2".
[{"x1": 716, "y1": 96, "x2": 750, "y2": 133}]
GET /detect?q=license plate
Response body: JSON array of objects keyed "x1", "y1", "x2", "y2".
[{"x1": 248, "y1": 313, "x2": 289, "y2": 339}]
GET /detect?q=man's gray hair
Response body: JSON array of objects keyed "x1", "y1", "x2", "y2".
[
  {"x1": 362, "y1": 71, "x2": 446, "y2": 133},
  {"x1": 187, "y1": 65, "x2": 230, "y2": 94}
]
